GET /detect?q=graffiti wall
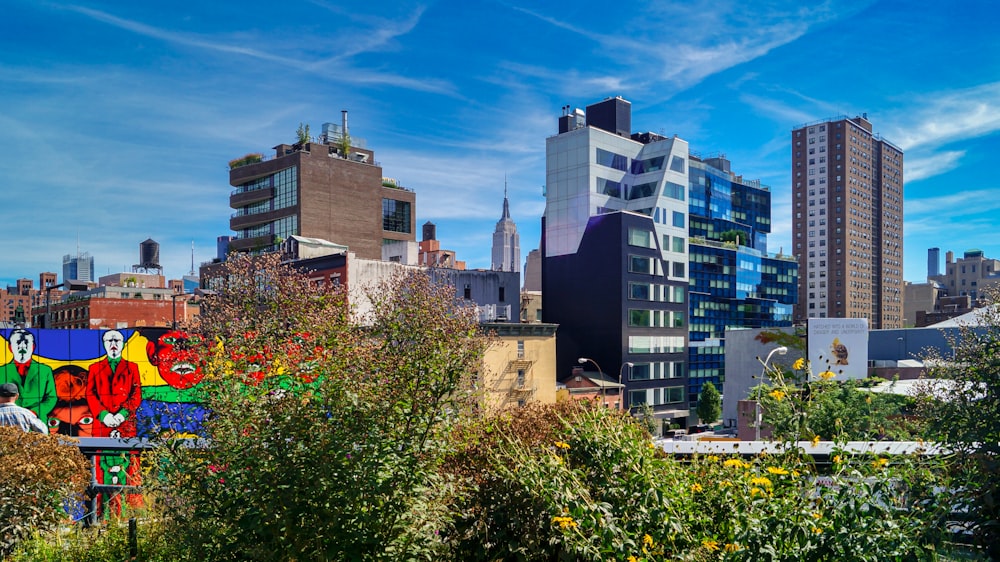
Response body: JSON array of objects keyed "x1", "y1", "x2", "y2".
[
  {"x1": 0, "y1": 327, "x2": 209, "y2": 515},
  {"x1": 0, "y1": 328, "x2": 208, "y2": 439}
]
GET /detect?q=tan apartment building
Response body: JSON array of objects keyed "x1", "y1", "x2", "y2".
[
  {"x1": 479, "y1": 322, "x2": 558, "y2": 411},
  {"x1": 792, "y1": 115, "x2": 904, "y2": 328},
  {"x1": 227, "y1": 115, "x2": 416, "y2": 259}
]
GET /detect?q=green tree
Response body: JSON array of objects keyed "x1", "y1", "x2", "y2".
[
  {"x1": 920, "y1": 288, "x2": 1000, "y2": 558},
  {"x1": 696, "y1": 381, "x2": 721, "y2": 425},
  {"x1": 157, "y1": 255, "x2": 489, "y2": 561},
  {"x1": 295, "y1": 122, "x2": 310, "y2": 144}
]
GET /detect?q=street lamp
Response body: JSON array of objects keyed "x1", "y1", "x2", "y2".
[
  {"x1": 44, "y1": 280, "x2": 88, "y2": 329},
  {"x1": 578, "y1": 357, "x2": 607, "y2": 406},
  {"x1": 618, "y1": 362, "x2": 634, "y2": 411},
  {"x1": 754, "y1": 346, "x2": 788, "y2": 441}
]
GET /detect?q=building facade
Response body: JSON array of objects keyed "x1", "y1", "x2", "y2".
[
  {"x1": 791, "y1": 115, "x2": 904, "y2": 329},
  {"x1": 543, "y1": 97, "x2": 690, "y2": 426},
  {"x1": 227, "y1": 118, "x2": 416, "y2": 259},
  {"x1": 491, "y1": 189, "x2": 520, "y2": 272},
  {"x1": 687, "y1": 156, "x2": 797, "y2": 409},
  {"x1": 63, "y1": 253, "x2": 94, "y2": 283}
]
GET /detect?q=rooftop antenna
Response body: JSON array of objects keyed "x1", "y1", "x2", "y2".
[{"x1": 190, "y1": 241, "x2": 195, "y2": 276}]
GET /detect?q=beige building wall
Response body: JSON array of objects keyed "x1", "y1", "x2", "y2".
[{"x1": 479, "y1": 323, "x2": 558, "y2": 412}]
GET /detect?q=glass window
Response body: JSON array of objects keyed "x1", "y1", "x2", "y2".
[
  {"x1": 597, "y1": 178, "x2": 623, "y2": 198},
  {"x1": 629, "y1": 182, "x2": 657, "y2": 200},
  {"x1": 673, "y1": 262, "x2": 685, "y2": 277},
  {"x1": 630, "y1": 364, "x2": 650, "y2": 380},
  {"x1": 670, "y1": 156, "x2": 686, "y2": 173},
  {"x1": 672, "y1": 236, "x2": 685, "y2": 253},
  {"x1": 382, "y1": 199, "x2": 411, "y2": 233},
  {"x1": 629, "y1": 255, "x2": 652, "y2": 274},
  {"x1": 629, "y1": 309, "x2": 651, "y2": 327},
  {"x1": 628, "y1": 228, "x2": 653, "y2": 248},
  {"x1": 596, "y1": 148, "x2": 628, "y2": 171},
  {"x1": 662, "y1": 181, "x2": 686, "y2": 201},
  {"x1": 672, "y1": 211, "x2": 685, "y2": 228},
  {"x1": 631, "y1": 155, "x2": 664, "y2": 174},
  {"x1": 629, "y1": 282, "x2": 650, "y2": 300}
]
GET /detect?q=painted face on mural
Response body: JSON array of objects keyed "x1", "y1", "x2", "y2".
[
  {"x1": 10, "y1": 329, "x2": 34, "y2": 364},
  {"x1": 103, "y1": 330, "x2": 124, "y2": 360},
  {"x1": 148, "y1": 330, "x2": 204, "y2": 389},
  {"x1": 51, "y1": 365, "x2": 93, "y2": 436}
]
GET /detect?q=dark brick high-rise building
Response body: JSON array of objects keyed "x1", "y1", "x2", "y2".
[{"x1": 791, "y1": 115, "x2": 904, "y2": 329}]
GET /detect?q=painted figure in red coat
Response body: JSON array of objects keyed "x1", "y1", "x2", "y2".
[{"x1": 86, "y1": 330, "x2": 141, "y2": 438}]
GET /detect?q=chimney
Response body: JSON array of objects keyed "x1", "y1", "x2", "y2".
[
  {"x1": 571, "y1": 366, "x2": 584, "y2": 381},
  {"x1": 341, "y1": 110, "x2": 349, "y2": 140}
]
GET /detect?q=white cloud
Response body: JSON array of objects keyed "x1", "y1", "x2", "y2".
[
  {"x1": 905, "y1": 188, "x2": 1000, "y2": 218},
  {"x1": 904, "y1": 150, "x2": 965, "y2": 183},
  {"x1": 886, "y1": 82, "x2": 1000, "y2": 151}
]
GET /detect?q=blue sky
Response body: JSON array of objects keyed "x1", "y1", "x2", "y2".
[{"x1": 2, "y1": 0, "x2": 999, "y2": 288}]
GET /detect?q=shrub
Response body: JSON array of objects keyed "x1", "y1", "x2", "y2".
[{"x1": 0, "y1": 428, "x2": 91, "y2": 557}]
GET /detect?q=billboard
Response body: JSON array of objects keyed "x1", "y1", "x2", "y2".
[{"x1": 807, "y1": 318, "x2": 869, "y2": 380}]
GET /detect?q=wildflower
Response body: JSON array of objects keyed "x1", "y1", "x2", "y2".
[
  {"x1": 793, "y1": 358, "x2": 806, "y2": 370},
  {"x1": 792, "y1": 469, "x2": 801, "y2": 478},
  {"x1": 812, "y1": 512, "x2": 822, "y2": 519},
  {"x1": 724, "y1": 543, "x2": 741, "y2": 553},
  {"x1": 767, "y1": 466, "x2": 789, "y2": 476},
  {"x1": 724, "y1": 458, "x2": 750, "y2": 469},
  {"x1": 628, "y1": 557, "x2": 638, "y2": 562},
  {"x1": 551, "y1": 516, "x2": 578, "y2": 529},
  {"x1": 702, "y1": 539, "x2": 720, "y2": 552},
  {"x1": 691, "y1": 483, "x2": 703, "y2": 493},
  {"x1": 769, "y1": 389, "x2": 786, "y2": 401},
  {"x1": 554, "y1": 441, "x2": 571, "y2": 450},
  {"x1": 706, "y1": 455, "x2": 720, "y2": 462},
  {"x1": 833, "y1": 455, "x2": 842, "y2": 464},
  {"x1": 866, "y1": 394, "x2": 872, "y2": 404},
  {"x1": 750, "y1": 487, "x2": 763, "y2": 497},
  {"x1": 812, "y1": 527, "x2": 823, "y2": 534},
  {"x1": 648, "y1": 443, "x2": 655, "y2": 449},
  {"x1": 553, "y1": 455, "x2": 563, "y2": 465},
  {"x1": 719, "y1": 480, "x2": 733, "y2": 488},
  {"x1": 819, "y1": 370, "x2": 836, "y2": 380},
  {"x1": 812, "y1": 435, "x2": 821, "y2": 447},
  {"x1": 750, "y1": 476, "x2": 772, "y2": 488},
  {"x1": 643, "y1": 534, "x2": 654, "y2": 547},
  {"x1": 872, "y1": 457, "x2": 889, "y2": 469}
]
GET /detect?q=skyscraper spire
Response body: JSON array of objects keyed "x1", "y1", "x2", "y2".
[{"x1": 492, "y1": 180, "x2": 520, "y2": 272}]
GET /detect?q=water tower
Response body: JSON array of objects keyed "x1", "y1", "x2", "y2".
[{"x1": 132, "y1": 238, "x2": 163, "y2": 275}]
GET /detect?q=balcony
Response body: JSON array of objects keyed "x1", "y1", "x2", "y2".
[
  {"x1": 228, "y1": 234, "x2": 276, "y2": 252},
  {"x1": 230, "y1": 208, "x2": 295, "y2": 231},
  {"x1": 230, "y1": 187, "x2": 274, "y2": 209}
]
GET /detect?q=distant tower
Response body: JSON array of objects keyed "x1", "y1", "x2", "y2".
[
  {"x1": 62, "y1": 252, "x2": 94, "y2": 282},
  {"x1": 491, "y1": 181, "x2": 520, "y2": 272},
  {"x1": 928, "y1": 247, "x2": 940, "y2": 279}
]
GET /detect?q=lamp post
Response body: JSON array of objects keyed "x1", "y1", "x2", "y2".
[
  {"x1": 754, "y1": 346, "x2": 787, "y2": 441},
  {"x1": 44, "y1": 279, "x2": 88, "y2": 329},
  {"x1": 618, "y1": 362, "x2": 634, "y2": 411},
  {"x1": 171, "y1": 291, "x2": 185, "y2": 329},
  {"x1": 577, "y1": 357, "x2": 607, "y2": 406}
]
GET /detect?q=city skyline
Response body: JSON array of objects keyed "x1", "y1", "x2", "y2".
[{"x1": 1, "y1": 1, "x2": 998, "y2": 286}]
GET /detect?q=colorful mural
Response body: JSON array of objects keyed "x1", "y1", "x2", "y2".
[{"x1": 0, "y1": 327, "x2": 209, "y2": 516}]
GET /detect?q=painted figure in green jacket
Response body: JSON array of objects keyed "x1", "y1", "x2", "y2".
[{"x1": 0, "y1": 329, "x2": 57, "y2": 427}]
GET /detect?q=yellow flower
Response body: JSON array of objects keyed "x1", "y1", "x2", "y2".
[
  {"x1": 628, "y1": 557, "x2": 638, "y2": 562},
  {"x1": 551, "y1": 516, "x2": 577, "y2": 529},
  {"x1": 793, "y1": 358, "x2": 806, "y2": 370},
  {"x1": 691, "y1": 483, "x2": 703, "y2": 493},
  {"x1": 723, "y1": 458, "x2": 750, "y2": 469},
  {"x1": 719, "y1": 480, "x2": 733, "y2": 488},
  {"x1": 812, "y1": 512, "x2": 822, "y2": 519},
  {"x1": 553, "y1": 455, "x2": 563, "y2": 465},
  {"x1": 554, "y1": 441, "x2": 570, "y2": 450},
  {"x1": 866, "y1": 394, "x2": 873, "y2": 404},
  {"x1": 833, "y1": 455, "x2": 842, "y2": 464},
  {"x1": 643, "y1": 534, "x2": 654, "y2": 547},
  {"x1": 767, "y1": 466, "x2": 789, "y2": 476},
  {"x1": 750, "y1": 487, "x2": 763, "y2": 497},
  {"x1": 706, "y1": 455, "x2": 720, "y2": 462},
  {"x1": 812, "y1": 527, "x2": 823, "y2": 534},
  {"x1": 769, "y1": 389, "x2": 786, "y2": 401},
  {"x1": 792, "y1": 470, "x2": 801, "y2": 478},
  {"x1": 811, "y1": 435, "x2": 821, "y2": 447},
  {"x1": 750, "y1": 476, "x2": 772, "y2": 488},
  {"x1": 819, "y1": 370, "x2": 836, "y2": 380},
  {"x1": 724, "y1": 543, "x2": 741, "y2": 553},
  {"x1": 702, "y1": 539, "x2": 720, "y2": 552},
  {"x1": 648, "y1": 442, "x2": 655, "y2": 449},
  {"x1": 872, "y1": 457, "x2": 889, "y2": 469}
]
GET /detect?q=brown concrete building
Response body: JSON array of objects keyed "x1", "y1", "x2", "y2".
[
  {"x1": 33, "y1": 286, "x2": 193, "y2": 329},
  {"x1": 227, "y1": 117, "x2": 416, "y2": 259},
  {"x1": 791, "y1": 115, "x2": 904, "y2": 328}
]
